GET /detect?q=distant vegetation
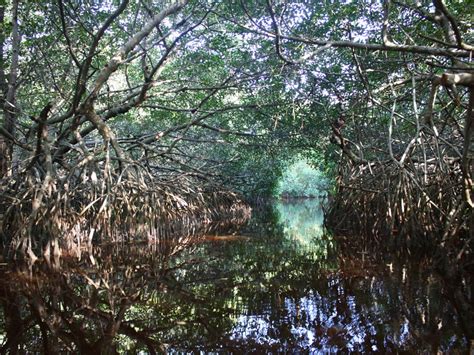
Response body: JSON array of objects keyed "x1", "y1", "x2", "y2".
[{"x1": 276, "y1": 160, "x2": 328, "y2": 199}]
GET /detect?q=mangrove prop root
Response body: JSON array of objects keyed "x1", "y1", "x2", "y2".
[{"x1": 0, "y1": 169, "x2": 251, "y2": 263}]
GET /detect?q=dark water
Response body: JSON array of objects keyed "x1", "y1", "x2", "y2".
[{"x1": 0, "y1": 200, "x2": 470, "y2": 353}]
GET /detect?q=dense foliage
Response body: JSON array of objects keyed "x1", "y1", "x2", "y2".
[
  {"x1": 0, "y1": 0, "x2": 472, "y2": 270},
  {"x1": 0, "y1": 1, "x2": 473, "y2": 352},
  {"x1": 276, "y1": 159, "x2": 328, "y2": 198}
]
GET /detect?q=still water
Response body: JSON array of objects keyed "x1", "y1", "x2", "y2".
[{"x1": 0, "y1": 200, "x2": 469, "y2": 353}]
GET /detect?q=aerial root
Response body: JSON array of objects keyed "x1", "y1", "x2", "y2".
[
  {"x1": 0, "y1": 169, "x2": 251, "y2": 263},
  {"x1": 325, "y1": 158, "x2": 471, "y2": 255}
]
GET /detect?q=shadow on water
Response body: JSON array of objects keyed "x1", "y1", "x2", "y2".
[{"x1": 0, "y1": 199, "x2": 471, "y2": 353}]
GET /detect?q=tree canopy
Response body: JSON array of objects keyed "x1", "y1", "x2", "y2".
[{"x1": 0, "y1": 0, "x2": 473, "y2": 260}]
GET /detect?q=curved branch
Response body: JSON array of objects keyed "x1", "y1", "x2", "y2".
[
  {"x1": 84, "y1": 0, "x2": 188, "y2": 104},
  {"x1": 266, "y1": 0, "x2": 294, "y2": 65},
  {"x1": 72, "y1": 0, "x2": 130, "y2": 113},
  {"x1": 432, "y1": 0, "x2": 473, "y2": 50},
  {"x1": 57, "y1": 0, "x2": 80, "y2": 67},
  {"x1": 273, "y1": 32, "x2": 472, "y2": 59},
  {"x1": 222, "y1": 9, "x2": 473, "y2": 59}
]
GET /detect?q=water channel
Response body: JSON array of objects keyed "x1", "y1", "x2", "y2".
[{"x1": 0, "y1": 199, "x2": 469, "y2": 353}]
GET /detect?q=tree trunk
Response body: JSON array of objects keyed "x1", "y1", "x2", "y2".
[{"x1": 0, "y1": 0, "x2": 20, "y2": 178}]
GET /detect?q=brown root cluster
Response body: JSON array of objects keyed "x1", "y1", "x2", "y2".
[
  {"x1": 327, "y1": 74, "x2": 474, "y2": 261},
  {"x1": 0, "y1": 170, "x2": 251, "y2": 263},
  {"x1": 326, "y1": 158, "x2": 472, "y2": 254},
  {"x1": 325, "y1": 156, "x2": 474, "y2": 342}
]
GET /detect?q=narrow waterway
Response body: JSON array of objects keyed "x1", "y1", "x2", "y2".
[{"x1": 0, "y1": 199, "x2": 469, "y2": 353}]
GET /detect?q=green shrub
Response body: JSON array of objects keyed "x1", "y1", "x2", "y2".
[{"x1": 276, "y1": 159, "x2": 328, "y2": 198}]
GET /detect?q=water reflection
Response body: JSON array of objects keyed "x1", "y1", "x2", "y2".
[
  {"x1": 0, "y1": 200, "x2": 470, "y2": 353},
  {"x1": 275, "y1": 200, "x2": 326, "y2": 251}
]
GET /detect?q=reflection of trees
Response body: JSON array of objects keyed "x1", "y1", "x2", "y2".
[
  {"x1": 275, "y1": 200, "x2": 327, "y2": 252},
  {"x1": 172, "y1": 203, "x2": 466, "y2": 352},
  {"x1": 0, "y1": 227, "x2": 240, "y2": 353},
  {"x1": 0, "y1": 202, "x2": 469, "y2": 352},
  {"x1": 0, "y1": 246, "x2": 170, "y2": 353},
  {"x1": 337, "y1": 226, "x2": 473, "y2": 351},
  {"x1": 223, "y1": 259, "x2": 466, "y2": 352}
]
